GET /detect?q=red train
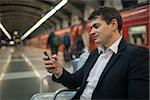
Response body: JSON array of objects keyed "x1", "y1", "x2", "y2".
[
  {"x1": 121, "y1": 4, "x2": 149, "y2": 48},
  {"x1": 25, "y1": 4, "x2": 149, "y2": 52}
]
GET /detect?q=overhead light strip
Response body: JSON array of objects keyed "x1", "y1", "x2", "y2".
[
  {"x1": 21, "y1": 0, "x2": 68, "y2": 40},
  {"x1": 0, "y1": 22, "x2": 12, "y2": 40}
]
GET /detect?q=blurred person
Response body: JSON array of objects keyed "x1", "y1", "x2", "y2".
[
  {"x1": 47, "y1": 32, "x2": 61, "y2": 55},
  {"x1": 81, "y1": 21, "x2": 90, "y2": 53},
  {"x1": 63, "y1": 32, "x2": 71, "y2": 52},
  {"x1": 13, "y1": 31, "x2": 21, "y2": 48},
  {"x1": 43, "y1": 6, "x2": 149, "y2": 100},
  {"x1": 63, "y1": 32, "x2": 71, "y2": 61},
  {"x1": 0, "y1": 39, "x2": 7, "y2": 48},
  {"x1": 76, "y1": 30, "x2": 85, "y2": 58}
]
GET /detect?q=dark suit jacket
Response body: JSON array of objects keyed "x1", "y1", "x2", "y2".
[{"x1": 53, "y1": 39, "x2": 149, "y2": 99}]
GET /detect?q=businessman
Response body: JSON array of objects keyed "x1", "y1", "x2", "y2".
[{"x1": 43, "y1": 6, "x2": 149, "y2": 99}]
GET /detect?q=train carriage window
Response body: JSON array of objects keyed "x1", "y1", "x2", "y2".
[{"x1": 128, "y1": 25, "x2": 147, "y2": 46}]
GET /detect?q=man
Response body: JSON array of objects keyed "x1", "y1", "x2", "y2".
[
  {"x1": 43, "y1": 6, "x2": 149, "y2": 99},
  {"x1": 47, "y1": 32, "x2": 61, "y2": 55},
  {"x1": 63, "y1": 32, "x2": 71, "y2": 61},
  {"x1": 63, "y1": 32, "x2": 71, "y2": 52}
]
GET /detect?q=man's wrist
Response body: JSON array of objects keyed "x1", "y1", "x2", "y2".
[{"x1": 54, "y1": 68, "x2": 63, "y2": 79}]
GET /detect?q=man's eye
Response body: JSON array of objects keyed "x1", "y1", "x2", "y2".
[{"x1": 94, "y1": 25, "x2": 99, "y2": 28}]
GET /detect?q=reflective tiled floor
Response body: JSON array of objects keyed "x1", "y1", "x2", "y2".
[{"x1": 0, "y1": 46, "x2": 73, "y2": 100}]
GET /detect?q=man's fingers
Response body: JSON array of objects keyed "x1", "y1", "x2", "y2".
[
  {"x1": 45, "y1": 66, "x2": 57, "y2": 73},
  {"x1": 47, "y1": 69, "x2": 55, "y2": 73},
  {"x1": 51, "y1": 54, "x2": 57, "y2": 60},
  {"x1": 43, "y1": 56, "x2": 50, "y2": 60},
  {"x1": 43, "y1": 54, "x2": 62, "y2": 76},
  {"x1": 45, "y1": 66, "x2": 55, "y2": 70},
  {"x1": 44, "y1": 60, "x2": 53, "y2": 65}
]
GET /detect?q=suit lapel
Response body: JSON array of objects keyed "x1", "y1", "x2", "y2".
[
  {"x1": 98, "y1": 52, "x2": 121, "y2": 83},
  {"x1": 74, "y1": 38, "x2": 127, "y2": 99},
  {"x1": 98, "y1": 38, "x2": 127, "y2": 83},
  {"x1": 83, "y1": 49, "x2": 100, "y2": 82},
  {"x1": 73, "y1": 49, "x2": 100, "y2": 99}
]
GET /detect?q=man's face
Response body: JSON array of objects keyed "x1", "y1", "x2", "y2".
[{"x1": 89, "y1": 17, "x2": 113, "y2": 47}]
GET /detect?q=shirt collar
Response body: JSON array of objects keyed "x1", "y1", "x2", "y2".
[{"x1": 97, "y1": 35, "x2": 122, "y2": 54}]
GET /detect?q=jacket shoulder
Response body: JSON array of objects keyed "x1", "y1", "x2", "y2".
[{"x1": 126, "y1": 42, "x2": 149, "y2": 53}]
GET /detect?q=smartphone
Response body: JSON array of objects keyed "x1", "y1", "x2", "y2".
[{"x1": 44, "y1": 51, "x2": 50, "y2": 60}]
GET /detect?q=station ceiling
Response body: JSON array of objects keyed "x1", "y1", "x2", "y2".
[{"x1": 0, "y1": 0, "x2": 141, "y2": 41}]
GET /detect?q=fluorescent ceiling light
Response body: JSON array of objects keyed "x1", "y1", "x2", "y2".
[
  {"x1": 54, "y1": 0, "x2": 68, "y2": 10},
  {"x1": 21, "y1": 0, "x2": 68, "y2": 40},
  {"x1": 0, "y1": 22, "x2": 12, "y2": 40}
]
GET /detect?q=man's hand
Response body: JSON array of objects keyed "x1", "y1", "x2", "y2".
[{"x1": 43, "y1": 54, "x2": 63, "y2": 77}]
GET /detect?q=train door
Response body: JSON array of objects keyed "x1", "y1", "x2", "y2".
[{"x1": 121, "y1": 4, "x2": 149, "y2": 48}]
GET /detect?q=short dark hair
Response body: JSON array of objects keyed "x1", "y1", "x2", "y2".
[{"x1": 88, "y1": 6, "x2": 122, "y2": 33}]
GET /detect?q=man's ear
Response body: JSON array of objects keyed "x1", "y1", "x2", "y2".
[{"x1": 111, "y1": 19, "x2": 118, "y2": 31}]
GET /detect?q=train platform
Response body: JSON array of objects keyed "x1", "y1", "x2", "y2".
[{"x1": 0, "y1": 46, "x2": 74, "y2": 100}]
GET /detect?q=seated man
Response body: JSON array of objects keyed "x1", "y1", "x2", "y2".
[{"x1": 43, "y1": 6, "x2": 149, "y2": 100}]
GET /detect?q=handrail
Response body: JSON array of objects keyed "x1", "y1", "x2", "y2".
[{"x1": 53, "y1": 88, "x2": 76, "y2": 100}]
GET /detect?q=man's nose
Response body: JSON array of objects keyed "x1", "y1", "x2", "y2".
[{"x1": 89, "y1": 29, "x2": 96, "y2": 35}]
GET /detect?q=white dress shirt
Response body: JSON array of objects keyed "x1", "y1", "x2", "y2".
[{"x1": 80, "y1": 36, "x2": 122, "y2": 100}]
